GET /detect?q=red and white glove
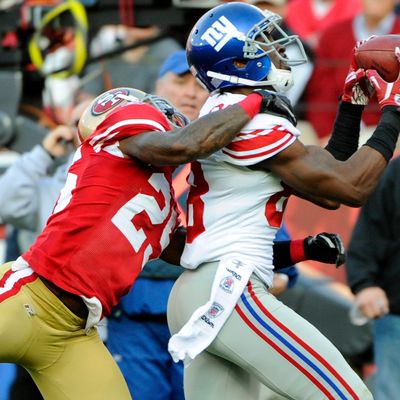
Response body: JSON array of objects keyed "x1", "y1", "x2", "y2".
[
  {"x1": 342, "y1": 40, "x2": 373, "y2": 105},
  {"x1": 366, "y1": 46, "x2": 400, "y2": 110}
]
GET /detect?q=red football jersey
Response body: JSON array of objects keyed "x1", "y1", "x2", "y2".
[{"x1": 22, "y1": 102, "x2": 180, "y2": 316}]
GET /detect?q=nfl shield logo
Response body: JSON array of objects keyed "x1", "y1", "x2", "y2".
[{"x1": 220, "y1": 276, "x2": 235, "y2": 293}]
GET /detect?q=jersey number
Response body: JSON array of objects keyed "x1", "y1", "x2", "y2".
[
  {"x1": 54, "y1": 167, "x2": 176, "y2": 268},
  {"x1": 265, "y1": 186, "x2": 291, "y2": 228},
  {"x1": 186, "y1": 165, "x2": 291, "y2": 240},
  {"x1": 186, "y1": 162, "x2": 208, "y2": 244},
  {"x1": 111, "y1": 173, "x2": 176, "y2": 267}
]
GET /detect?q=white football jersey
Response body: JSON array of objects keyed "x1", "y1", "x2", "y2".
[{"x1": 181, "y1": 92, "x2": 300, "y2": 287}]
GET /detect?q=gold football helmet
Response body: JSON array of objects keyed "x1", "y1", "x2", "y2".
[
  {"x1": 78, "y1": 87, "x2": 147, "y2": 141},
  {"x1": 78, "y1": 87, "x2": 190, "y2": 142}
]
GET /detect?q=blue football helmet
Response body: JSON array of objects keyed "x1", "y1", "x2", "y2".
[{"x1": 186, "y1": 2, "x2": 307, "y2": 93}]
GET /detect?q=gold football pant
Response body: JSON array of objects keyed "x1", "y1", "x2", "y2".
[{"x1": 0, "y1": 262, "x2": 132, "y2": 400}]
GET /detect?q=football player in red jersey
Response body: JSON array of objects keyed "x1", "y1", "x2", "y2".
[{"x1": 0, "y1": 85, "x2": 300, "y2": 400}]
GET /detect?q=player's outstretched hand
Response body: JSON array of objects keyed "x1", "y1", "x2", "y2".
[
  {"x1": 254, "y1": 89, "x2": 297, "y2": 126},
  {"x1": 342, "y1": 41, "x2": 373, "y2": 105},
  {"x1": 342, "y1": 68, "x2": 372, "y2": 105},
  {"x1": 304, "y1": 232, "x2": 345, "y2": 268},
  {"x1": 366, "y1": 46, "x2": 400, "y2": 110}
]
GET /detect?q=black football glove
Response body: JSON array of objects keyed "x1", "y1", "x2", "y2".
[
  {"x1": 253, "y1": 89, "x2": 297, "y2": 126},
  {"x1": 303, "y1": 232, "x2": 345, "y2": 268}
]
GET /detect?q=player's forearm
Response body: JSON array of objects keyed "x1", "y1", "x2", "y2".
[
  {"x1": 175, "y1": 104, "x2": 253, "y2": 161},
  {"x1": 325, "y1": 101, "x2": 364, "y2": 161},
  {"x1": 292, "y1": 189, "x2": 340, "y2": 210},
  {"x1": 273, "y1": 240, "x2": 301, "y2": 270},
  {"x1": 332, "y1": 107, "x2": 400, "y2": 206},
  {"x1": 274, "y1": 233, "x2": 345, "y2": 270},
  {"x1": 337, "y1": 147, "x2": 387, "y2": 206},
  {"x1": 135, "y1": 105, "x2": 251, "y2": 166},
  {"x1": 125, "y1": 94, "x2": 263, "y2": 166},
  {"x1": 289, "y1": 144, "x2": 388, "y2": 208}
]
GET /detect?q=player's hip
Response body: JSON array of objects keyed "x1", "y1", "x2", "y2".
[
  {"x1": 167, "y1": 260, "x2": 272, "y2": 335},
  {"x1": 0, "y1": 261, "x2": 86, "y2": 331},
  {"x1": 168, "y1": 266, "x2": 372, "y2": 400},
  {"x1": 0, "y1": 262, "x2": 85, "y2": 363}
]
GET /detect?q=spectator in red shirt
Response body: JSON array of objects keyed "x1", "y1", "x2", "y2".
[
  {"x1": 305, "y1": 0, "x2": 400, "y2": 139},
  {"x1": 286, "y1": 0, "x2": 362, "y2": 49}
]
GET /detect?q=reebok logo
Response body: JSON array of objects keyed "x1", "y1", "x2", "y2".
[{"x1": 226, "y1": 268, "x2": 242, "y2": 281}]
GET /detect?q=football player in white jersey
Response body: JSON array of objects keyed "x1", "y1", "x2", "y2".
[{"x1": 167, "y1": 3, "x2": 400, "y2": 400}]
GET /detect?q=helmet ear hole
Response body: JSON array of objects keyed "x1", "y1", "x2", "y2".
[
  {"x1": 143, "y1": 94, "x2": 190, "y2": 129},
  {"x1": 233, "y1": 59, "x2": 248, "y2": 69}
]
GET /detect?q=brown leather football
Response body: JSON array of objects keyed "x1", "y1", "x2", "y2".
[{"x1": 354, "y1": 34, "x2": 400, "y2": 82}]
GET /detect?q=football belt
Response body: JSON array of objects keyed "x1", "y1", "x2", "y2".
[{"x1": 28, "y1": 0, "x2": 88, "y2": 79}]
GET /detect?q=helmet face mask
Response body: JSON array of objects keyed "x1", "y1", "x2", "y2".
[
  {"x1": 142, "y1": 94, "x2": 190, "y2": 129},
  {"x1": 244, "y1": 12, "x2": 306, "y2": 67},
  {"x1": 187, "y1": 3, "x2": 308, "y2": 93}
]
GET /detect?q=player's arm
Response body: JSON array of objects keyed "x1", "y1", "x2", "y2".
[
  {"x1": 262, "y1": 140, "x2": 389, "y2": 207},
  {"x1": 119, "y1": 94, "x2": 263, "y2": 166},
  {"x1": 119, "y1": 91, "x2": 296, "y2": 166},
  {"x1": 264, "y1": 65, "x2": 400, "y2": 207},
  {"x1": 259, "y1": 72, "x2": 400, "y2": 207},
  {"x1": 273, "y1": 232, "x2": 345, "y2": 269},
  {"x1": 324, "y1": 41, "x2": 373, "y2": 162},
  {"x1": 270, "y1": 49, "x2": 400, "y2": 207},
  {"x1": 290, "y1": 189, "x2": 340, "y2": 210},
  {"x1": 160, "y1": 227, "x2": 345, "y2": 269}
]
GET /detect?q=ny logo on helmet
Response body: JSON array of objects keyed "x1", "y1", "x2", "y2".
[{"x1": 200, "y1": 16, "x2": 241, "y2": 52}]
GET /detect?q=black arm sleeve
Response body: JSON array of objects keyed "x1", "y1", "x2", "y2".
[
  {"x1": 325, "y1": 101, "x2": 364, "y2": 161},
  {"x1": 364, "y1": 106, "x2": 400, "y2": 162},
  {"x1": 273, "y1": 240, "x2": 294, "y2": 270}
]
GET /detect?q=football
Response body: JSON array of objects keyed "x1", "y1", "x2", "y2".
[{"x1": 354, "y1": 34, "x2": 400, "y2": 82}]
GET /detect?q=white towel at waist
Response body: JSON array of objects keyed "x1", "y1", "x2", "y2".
[{"x1": 168, "y1": 258, "x2": 255, "y2": 364}]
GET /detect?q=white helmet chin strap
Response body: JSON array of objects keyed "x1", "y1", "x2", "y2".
[
  {"x1": 206, "y1": 64, "x2": 293, "y2": 92},
  {"x1": 267, "y1": 64, "x2": 294, "y2": 92}
]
